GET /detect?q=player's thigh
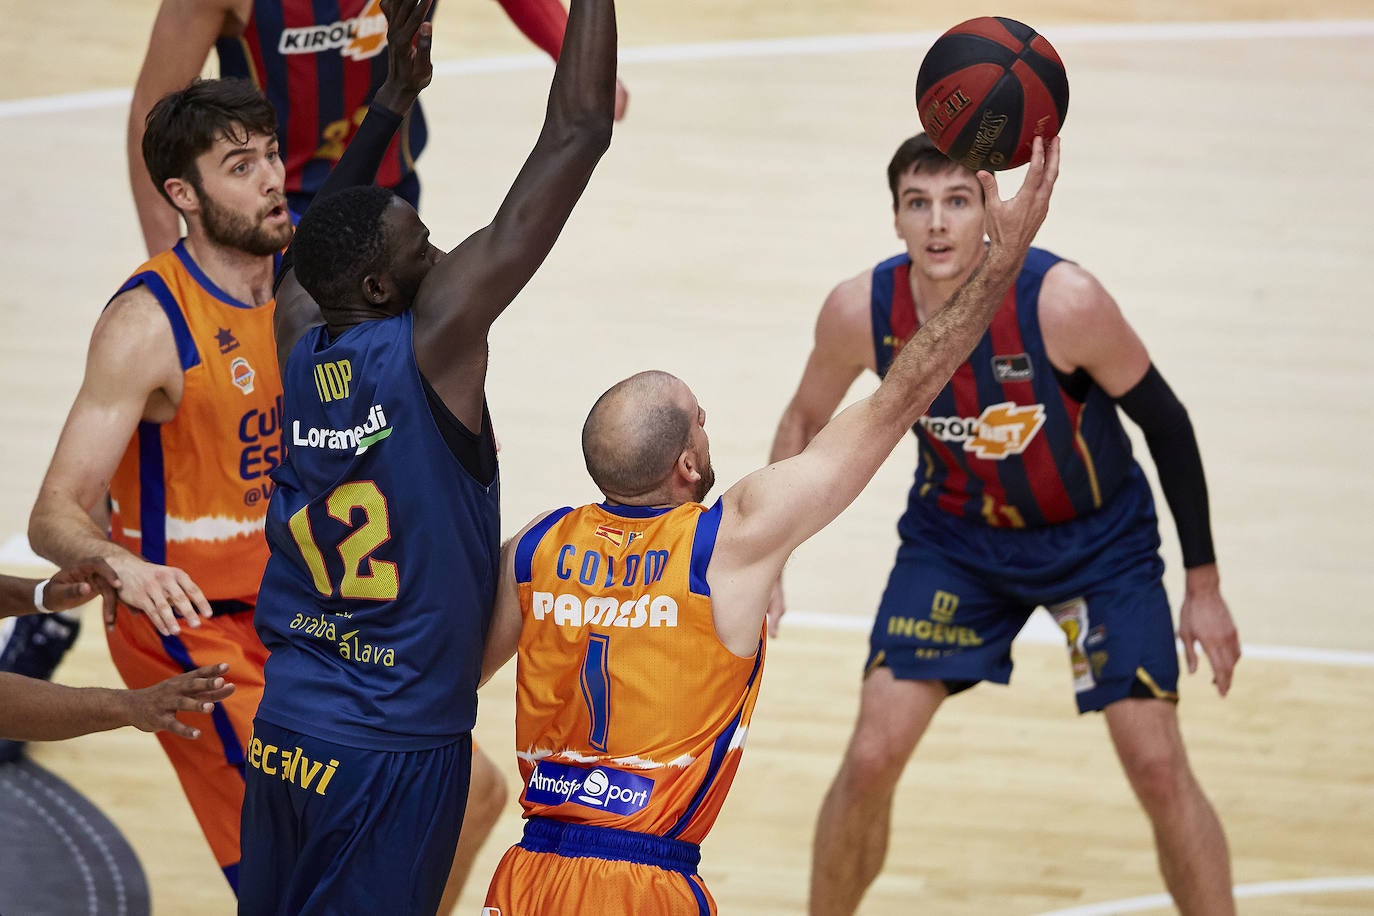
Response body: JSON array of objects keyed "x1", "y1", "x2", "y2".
[
  {"x1": 486, "y1": 845, "x2": 714, "y2": 916},
  {"x1": 866, "y1": 548, "x2": 1031, "y2": 689},
  {"x1": 1047, "y1": 536, "x2": 1178, "y2": 714}
]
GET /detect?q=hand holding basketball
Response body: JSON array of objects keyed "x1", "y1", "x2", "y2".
[{"x1": 978, "y1": 135, "x2": 1060, "y2": 265}]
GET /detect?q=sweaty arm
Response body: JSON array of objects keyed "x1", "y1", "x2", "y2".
[
  {"x1": 28, "y1": 290, "x2": 212, "y2": 636},
  {"x1": 708, "y1": 140, "x2": 1060, "y2": 654},
  {"x1": 128, "y1": 0, "x2": 245, "y2": 256},
  {"x1": 410, "y1": 0, "x2": 617, "y2": 430}
]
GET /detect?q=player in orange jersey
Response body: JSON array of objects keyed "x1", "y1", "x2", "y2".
[
  {"x1": 29, "y1": 76, "x2": 287, "y2": 894},
  {"x1": 478, "y1": 137, "x2": 1060, "y2": 915}
]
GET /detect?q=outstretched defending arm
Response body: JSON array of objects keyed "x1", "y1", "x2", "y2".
[
  {"x1": 409, "y1": 0, "x2": 616, "y2": 427},
  {"x1": 709, "y1": 139, "x2": 1060, "y2": 652}
]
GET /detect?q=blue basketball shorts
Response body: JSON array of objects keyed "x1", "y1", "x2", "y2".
[
  {"x1": 866, "y1": 468, "x2": 1180, "y2": 713},
  {"x1": 237, "y1": 718, "x2": 471, "y2": 915}
]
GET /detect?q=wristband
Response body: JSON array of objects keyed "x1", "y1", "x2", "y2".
[{"x1": 33, "y1": 578, "x2": 53, "y2": 613}]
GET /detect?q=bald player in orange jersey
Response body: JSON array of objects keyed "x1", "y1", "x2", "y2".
[{"x1": 478, "y1": 137, "x2": 1061, "y2": 915}]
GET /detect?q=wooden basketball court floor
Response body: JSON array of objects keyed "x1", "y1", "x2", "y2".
[{"x1": 0, "y1": 1, "x2": 1371, "y2": 912}]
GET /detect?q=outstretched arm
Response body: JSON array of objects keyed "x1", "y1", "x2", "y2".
[
  {"x1": 0, "y1": 560, "x2": 122, "y2": 624},
  {"x1": 708, "y1": 139, "x2": 1060, "y2": 653},
  {"x1": 273, "y1": 0, "x2": 434, "y2": 368},
  {"x1": 0, "y1": 664, "x2": 234, "y2": 742},
  {"x1": 411, "y1": 0, "x2": 616, "y2": 429}
]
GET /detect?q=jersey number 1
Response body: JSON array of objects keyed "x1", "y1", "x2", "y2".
[
  {"x1": 287, "y1": 481, "x2": 399, "y2": 601},
  {"x1": 580, "y1": 634, "x2": 612, "y2": 752}
]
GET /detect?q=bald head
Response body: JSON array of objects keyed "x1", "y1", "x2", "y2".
[{"x1": 582, "y1": 371, "x2": 694, "y2": 498}]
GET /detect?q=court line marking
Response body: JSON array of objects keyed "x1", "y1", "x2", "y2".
[
  {"x1": 1033, "y1": 875, "x2": 1374, "y2": 915},
  {"x1": 5, "y1": 531, "x2": 1369, "y2": 668},
  {"x1": 1, "y1": 18, "x2": 1371, "y2": 119}
]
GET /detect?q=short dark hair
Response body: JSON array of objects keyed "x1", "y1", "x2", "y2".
[
  {"x1": 886, "y1": 134, "x2": 970, "y2": 208},
  {"x1": 142, "y1": 78, "x2": 277, "y2": 208},
  {"x1": 291, "y1": 186, "x2": 398, "y2": 312}
]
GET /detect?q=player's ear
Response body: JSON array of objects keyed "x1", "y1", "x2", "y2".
[
  {"x1": 164, "y1": 177, "x2": 196, "y2": 214},
  {"x1": 677, "y1": 449, "x2": 701, "y2": 485},
  {"x1": 361, "y1": 273, "x2": 390, "y2": 306}
]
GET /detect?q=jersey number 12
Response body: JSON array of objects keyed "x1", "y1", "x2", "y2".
[{"x1": 288, "y1": 480, "x2": 399, "y2": 601}]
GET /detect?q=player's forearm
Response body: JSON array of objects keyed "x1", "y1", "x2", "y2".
[
  {"x1": 496, "y1": 0, "x2": 569, "y2": 60},
  {"x1": 29, "y1": 495, "x2": 130, "y2": 572},
  {"x1": 0, "y1": 674, "x2": 132, "y2": 741},
  {"x1": 545, "y1": 0, "x2": 616, "y2": 138},
  {"x1": 0, "y1": 575, "x2": 45, "y2": 619},
  {"x1": 128, "y1": 109, "x2": 180, "y2": 256},
  {"x1": 875, "y1": 247, "x2": 1024, "y2": 428}
]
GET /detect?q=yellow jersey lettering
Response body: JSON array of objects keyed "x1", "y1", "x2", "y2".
[
  {"x1": 314, "y1": 359, "x2": 353, "y2": 402},
  {"x1": 262, "y1": 744, "x2": 279, "y2": 775}
]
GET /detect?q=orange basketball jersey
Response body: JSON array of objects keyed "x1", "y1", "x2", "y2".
[
  {"x1": 511, "y1": 500, "x2": 765, "y2": 845},
  {"x1": 108, "y1": 241, "x2": 280, "y2": 604}
]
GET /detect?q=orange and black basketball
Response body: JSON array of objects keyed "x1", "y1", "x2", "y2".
[{"x1": 915, "y1": 17, "x2": 1068, "y2": 171}]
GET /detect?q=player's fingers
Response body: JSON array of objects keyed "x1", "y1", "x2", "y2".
[
  {"x1": 164, "y1": 717, "x2": 200, "y2": 740},
  {"x1": 167, "y1": 590, "x2": 202, "y2": 628},
  {"x1": 976, "y1": 170, "x2": 999, "y2": 207},
  {"x1": 1021, "y1": 136, "x2": 1045, "y2": 193},
  {"x1": 1042, "y1": 135, "x2": 1061, "y2": 189},
  {"x1": 1205, "y1": 641, "x2": 1233, "y2": 697},
  {"x1": 1181, "y1": 631, "x2": 1198, "y2": 675},
  {"x1": 400, "y1": 0, "x2": 428, "y2": 38},
  {"x1": 43, "y1": 581, "x2": 86, "y2": 609},
  {"x1": 201, "y1": 683, "x2": 236, "y2": 703},
  {"x1": 174, "y1": 571, "x2": 213, "y2": 619},
  {"x1": 102, "y1": 591, "x2": 118, "y2": 631},
  {"x1": 141, "y1": 592, "x2": 179, "y2": 636}
]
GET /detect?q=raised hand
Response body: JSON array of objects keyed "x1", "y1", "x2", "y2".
[
  {"x1": 376, "y1": 0, "x2": 434, "y2": 112},
  {"x1": 123, "y1": 663, "x2": 236, "y2": 739},
  {"x1": 976, "y1": 135, "x2": 1061, "y2": 266}
]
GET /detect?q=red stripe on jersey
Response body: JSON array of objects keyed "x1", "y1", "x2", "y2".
[
  {"x1": 989, "y1": 291, "x2": 1074, "y2": 521},
  {"x1": 972, "y1": 294, "x2": 1023, "y2": 519},
  {"x1": 941, "y1": 360, "x2": 983, "y2": 515},
  {"x1": 282, "y1": 1, "x2": 321, "y2": 196},
  {"x1": 890, "y1": 262, "x2": 917, "y2": 344}
]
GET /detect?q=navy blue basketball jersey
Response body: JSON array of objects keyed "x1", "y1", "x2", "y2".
[
  {"x1": 871, "y1": 247, "x2": 1136, "y2": 529},
  {"x1": 255, "y1": 311, "x2": 499, "y2": 750},
  {"x1": 216, "y1": 0, "x2": 430, "y2": 200}
]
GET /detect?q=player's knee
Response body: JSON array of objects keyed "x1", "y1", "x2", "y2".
[
  {"x1": 1121, "y1": 748, "x2": 1194, "y2": 814},
  {"x1": 840, "y1": 732, "x2": 911, "y2": 793}
]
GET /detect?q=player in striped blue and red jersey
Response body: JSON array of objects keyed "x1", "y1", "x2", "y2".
[
  {"x1": 126, "y1": 0, "x2": 630, "y2": 257},
  {"x1": 770, "y1": 134, "x2": 1240, "y2": 916}
]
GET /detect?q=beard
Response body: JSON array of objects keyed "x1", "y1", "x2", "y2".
[
  {"x1": 198, "y1": 188, "x2": 292, "y2": 256},
  {"x1": 693, "y1": 459, "x2": 716, "y2": 503}
]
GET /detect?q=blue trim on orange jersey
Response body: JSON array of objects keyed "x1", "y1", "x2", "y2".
[
  {"x1": 688, "y1": 500, "x2": 723, "y2": 597},
  {"x1": 158, "y1": 632, "x2": 248, "y2": 775},
  {"x1": 116, "y1": 272, "x2": 201, "y2": 371},
  {"x1": 172, "y1": 241, "x2": 257, "y2": 309},
  {"x1": 514, "y1": 507, "x2": 573, "y2": 583},
  {"x1": 137, "y1": 422, "x2": 167, "y2": 565},
  {"x1": 685, "y1": 874, "x2": 711, "y2": 915},
  {"x1": 665, "y1": 643, "x2": 763, "y2": 840},
  {"x1": 520, "y1": 817, "x2": 702, "y2": 874},
  {"x1": 597, "y1": 503, "x2": 673, "y2": 518}
]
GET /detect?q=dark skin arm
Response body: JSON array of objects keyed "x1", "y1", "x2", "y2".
[
  {"x1": 0, "y1": 663, "x2": 235, "y2": 742},
  {"x1": 410, "y1": 0, "x2": 616, "y2": 429},
  {"x1": 0, "y1": 558, "x2": 121, "y2": 625}
]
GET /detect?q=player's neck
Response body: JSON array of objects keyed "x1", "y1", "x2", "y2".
[
  {"x1": 909, "y1": 269, "x2": 973, "y2": 326},
  {"x1": 182, "y1": 234, "x2": 276, "y2": 307}
]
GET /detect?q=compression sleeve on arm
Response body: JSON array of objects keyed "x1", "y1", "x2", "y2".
[
  {"x1": 495, "y1": 0, "x2": 569, "y2": 60},
  {"x1": 1115, "y1": 364, "x2": 1216, "y2": 568}
]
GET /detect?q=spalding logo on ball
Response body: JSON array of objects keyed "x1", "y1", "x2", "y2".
[{"x1": 916, "y1": 17, "x2": 1068, "y2": 171}]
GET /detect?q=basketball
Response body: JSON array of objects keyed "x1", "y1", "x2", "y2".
[{"x1": 915, "y1": 17, "x2": 1068, "y2": 171}]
